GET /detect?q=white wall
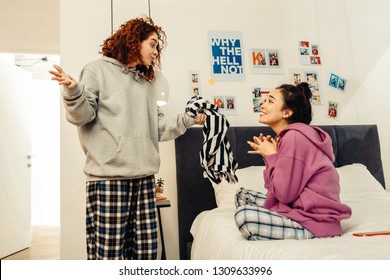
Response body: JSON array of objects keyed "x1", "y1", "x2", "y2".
[
  {"x1": 60, "y1": 0, "x2": 390, "y2": 259},
  {"x1": 59, "y1": 0, "x2": 113, "y2": 260},
  {"x1": 0, "y1": 0, "x2": 59, "y2": 54},
  {"x1": 343, "y1": 0, "x2": 390, "y2": 187}
]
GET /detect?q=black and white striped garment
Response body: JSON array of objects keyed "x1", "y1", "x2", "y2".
[{"x1": 186, "y1": 95, "x2": 238, "y2": 184}]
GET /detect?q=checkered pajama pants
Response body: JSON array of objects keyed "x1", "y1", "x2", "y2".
[
  {"x1": 85, "y1": 176, "x2": 158, "y2": 260},
  {"x1": 234, "y1": 187, "x2": 314, "y2": 240}
]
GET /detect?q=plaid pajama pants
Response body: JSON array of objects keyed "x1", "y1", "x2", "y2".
[
  {"x1": 85, "y1": 176, "x2": 158, "y2": 260},
  {"x1": 234, "y1": 187, "x2": 314, "y2": 240}
]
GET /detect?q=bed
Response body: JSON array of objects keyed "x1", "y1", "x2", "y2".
[{"x1": 175, "y1": 125, "x2": 390, "y2": 260}]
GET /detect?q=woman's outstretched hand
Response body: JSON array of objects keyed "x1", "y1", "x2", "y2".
[{"x1": 48, "y1": 64, "x2": 77, "y2": 89}]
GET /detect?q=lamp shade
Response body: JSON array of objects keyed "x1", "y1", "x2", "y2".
[{"x1": 153, "y1": 71, "x2": 169, "y2": 106}]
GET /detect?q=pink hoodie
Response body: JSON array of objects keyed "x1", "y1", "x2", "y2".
[{"x1": 263, "y1": 123, "x2": 352, "y2": 237}]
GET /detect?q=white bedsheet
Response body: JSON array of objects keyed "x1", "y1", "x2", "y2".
[{"x1": 190, "y1": 190, "x2": 390, "y2": 260}]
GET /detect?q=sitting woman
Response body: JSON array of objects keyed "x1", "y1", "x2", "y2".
[{"x1": 235, "y1": 82, "x2": 352, "y2": 240}]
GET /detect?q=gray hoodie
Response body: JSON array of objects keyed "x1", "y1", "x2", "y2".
[{"x1": 62, "y1": 56, "x2": 195, "y2": 181}]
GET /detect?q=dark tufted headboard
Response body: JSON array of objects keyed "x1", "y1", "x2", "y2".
[{"x1": 175, "y1": 125, "x2": 385, "y2": 259}]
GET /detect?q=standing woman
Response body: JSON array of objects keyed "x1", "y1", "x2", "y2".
[
  {"x1": 235, "y1": 82, "x2": 351, "y2": 240},
  {"x1": 50, "y1": 16, "x2": 205, "y2": 259}
]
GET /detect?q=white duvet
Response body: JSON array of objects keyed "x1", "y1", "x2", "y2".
[{"x1": 190, "y1": 164, "x2": 390, "y2": 260}]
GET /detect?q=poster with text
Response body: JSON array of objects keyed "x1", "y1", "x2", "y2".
[{"x1": 208, "y1": 30, "x2": 245, "y2": 82}]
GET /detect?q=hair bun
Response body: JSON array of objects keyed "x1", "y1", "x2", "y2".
[{"x1": 297, "y1": 82, "x2": 312, "y2": 101}]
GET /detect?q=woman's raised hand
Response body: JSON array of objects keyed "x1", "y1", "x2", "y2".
[{"x1": 48, "y1": 64, "x2": 77, "y2": 89}]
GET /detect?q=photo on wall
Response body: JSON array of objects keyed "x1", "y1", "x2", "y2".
[
  {"x1": 213, "y1": 95, "x2": 237, "y2": 115},
  {"x1": 305, "y1": 71, "x2": 320, "y2": 92},
  {"x1": 189, "y1": 70, "x2": 201, "y2": 97},
  {"x1": 213, "y1": 96, "x2": 225, "y2": 109},
  {"x1": 328, "y1": 100, "x2": 338, "y2": 119},
  {"x1": 304, "y1": 71, "x2": 321, "y2": 105},
  {"x1": 290, "y1": 69, "x2": 304, "y2": 86},
  {"x1": 208, "y1": 30, "x2": 245, "y2": 82},
  {"x1": 328, "y1": 73, "x2": 340, "y2": 88},
  {"x1": 337, "y1": 78, "x2": 347, "y2": 91},
  {"x1": 225, "y1": 96, "x2": 237, "y2": 114},
  {"x1": 299, "y1": 41, "x2": 321, "y2": 65},
  {"x1": 251, "y1": 49, "x2": 266, "y2": 69},
  {"x1": 252, "y1": 87, "x2": 269, "y2": 113},
  {"x1": 328, "y1": 72, "x2": 347, "y2": 92},
  {"x1": 249, "y1": 48, "x2": 284, "y2": 74}
]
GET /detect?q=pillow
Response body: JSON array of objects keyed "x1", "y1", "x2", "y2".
[
  {"x1": 337, "y1": 163, "x2": 385, "y2": 195},
  {"x1": 212, "y1": 166, "x2": 266, "y2": 207},
  {"x1": 212, "y1": 164, "x2": 385, "y2": 206}
]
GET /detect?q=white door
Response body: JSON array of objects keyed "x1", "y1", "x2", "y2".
[{"x1": 0, "y1": 59, "x2": 32, "y2": 258}]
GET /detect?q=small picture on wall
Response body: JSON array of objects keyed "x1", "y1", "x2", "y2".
[
  {"x1": 305, "y1": 71, "x2": 321, "y2": 105},
  {"x1": 249, "y1": 48, "x2": 283, "y2": 74},
  {"x1": 192, "y1": 86, "x2": 200, "y2": 96},
  {"x1": 299, "y1": 41, "x2": 321, "y2": 65},
  {"x1": 311, "y1": 94, "x2": 321, "y2": 105},
  {"x1": 328, "y1": 100, "x2": 338, "y2": 119},
  {"x1": 311, "y1": 44, "x2": 319, "y2": 56},
  {"x1": 252, "y1": 87, "x2": 261, "y2": 112},
  {"x1": 253, "y1": 87, "x2": 261, "y2": 98},
  {"x1": 328, "y1": 73, "x2": 347, "y2": 92},
  {"x1": 226, "y1": 96, "x2": 236, "y2": 111},
  {"x1": 300, "y1": 41, "x2": 310, "y2": 48},
  {"x1": 300, "y1": 48, "x2": 309, "y2": 55},
  {"x1": 290, "y1": 69, "x2": 304, "y2": 86},
  {"x1": 252, "y1": 88, "x2": 269, "y2": 113},
  {"x1": 251, "y1": 49, "x2": 267, "y2": 68},
  {"x1": 310, "y1": 56, "x2": 321, "y2": 65},
  {"x1": 267, "y1": 50, "x2": 280, "y2": 68},
  {"x1": 328, "y1": 73, "x2": 340, "y2": 88},
  {"x1": 253, "y1": 99, "x2": 261, "y2": 113},
  {"x1": 305, "y1": 71, "x2": 319, "y2": 92},
  {"x1": 213, "y1": 96, "x2": 225, "y2": 109},
  {"x1": 338, "y1": 78, "x2": 347, "y2": 91},
  {"x1": 189, "y1": 71, "x2": 201, "y2": 97},
  {"x1": 191, "y1": 73, "x2": 199, "y2": 83},
  {"x1": 213, "y1": 95, "x2": 237, "y2": 115}
]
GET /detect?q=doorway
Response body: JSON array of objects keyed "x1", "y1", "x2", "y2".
[{"x1": 1, "y1": 52, "x2": 60, "y2": 226}]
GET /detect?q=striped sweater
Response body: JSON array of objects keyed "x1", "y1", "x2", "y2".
[{"x1": 185, "y1": 96, "x2": 238, "y2": 184}]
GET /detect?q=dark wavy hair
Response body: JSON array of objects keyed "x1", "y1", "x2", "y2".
[
  {"x1": 276, "y1": 82, "x2": 313, "y2": 125},
  {"x1": 100, "y1": 16, "x2": 167, "y2": 80}
]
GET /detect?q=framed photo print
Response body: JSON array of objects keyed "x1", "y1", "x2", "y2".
[
  {"x1": 328, "y1": 73, "x2": 340, "y2": 88},
  {"x1": 328, "y1": 100, "x2": 338, "y2": 119}
]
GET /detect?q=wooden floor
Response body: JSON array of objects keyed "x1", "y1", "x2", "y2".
[{"x1": 2, "y1": 226, "x2": 60, "y2": 260}]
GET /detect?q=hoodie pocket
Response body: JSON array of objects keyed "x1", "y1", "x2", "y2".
[{"x1": 104, "y1": 136, "x2": 159, "y2": 169}]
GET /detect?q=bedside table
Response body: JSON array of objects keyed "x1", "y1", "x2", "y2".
[{"x1": 156, "y1": 199, "x2": 171, "y2": 260}]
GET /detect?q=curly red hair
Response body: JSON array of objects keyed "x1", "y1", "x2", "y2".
[{"x1": 100, "y1": 16, "x2": 167, "y2": 80}]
